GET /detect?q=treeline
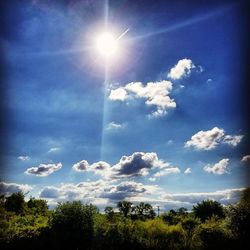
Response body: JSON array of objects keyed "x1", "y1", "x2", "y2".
[{"x1": 0, "y1": 188, "x2": 249, "y2": 250}]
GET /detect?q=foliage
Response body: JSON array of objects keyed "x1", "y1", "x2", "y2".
[
  {"x1": 196, "y1": 217, "x2": 232, "y2": 250},
  {"x1": 117, "y1": 200, "x2": 133, "y2": 218},
  {"x1": 227, "y1": 188, "x2": 250, "y2": 248},
  {"x1": 27, "y1": 197, "x2": 49, "y2": 215},
  {"x1": 5, "y1": 192, "x2": 27, "y2": 215},
  {"x1": 49, "y1": 201, "x2": 98, "y2": 249},
  {"x1": 132, "y1": 202, "x2": 156, "y2": 220},
  {"x1": 0, "y1": 191, "x2": 250, "y2": 250},
  {"x1": 104, "y1": 206, "x2": 114, "y2": 221},
  {"x1": 192, "y1": 200, "x2": 225, "y2": 222}
]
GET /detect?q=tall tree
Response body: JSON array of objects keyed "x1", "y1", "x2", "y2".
[{"x1": 117, "y1": 201, "x2": 133, "y2": 218}]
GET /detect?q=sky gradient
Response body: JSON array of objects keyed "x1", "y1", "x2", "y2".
[{"x1": 0, "y1": 0, "x2": 249, "y2": 211}]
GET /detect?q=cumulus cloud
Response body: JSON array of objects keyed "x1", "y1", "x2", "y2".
[
  {"x1": 241, "y1": 155, "x2": 250, "y2": 163},
  {"x1": 25, "y1": 162, "x2": 62, "y2": 177},
  {"x1": 203, "y1": 158, "x2": 229, "y2": 175},
  {"x1": 39, "y1": 180, "x2": 245, "y2": 210},
  {"x1": 0, "y1": 182, "x2": 32, "y2": 196},
  {"x1": 102, "y1": 181, "x2": 158, "y2": 201},
  {"x1": 18, "y1": 155, "x2": 30, "y2": 161},
  {"x1": 111, "y1": 152, "x2": 179, "y2": 179},
  {"x1": 109, "y1": 88, "x2": 128, "y2": 101},
  {"x1": 108, "y1": 80, "x2": 176, "y2": 117},
  {"x1": 184, "y1": 168, "x2": 192, "y2": 174},
  {"x1": 40, "y1": 186, "x2": 61, "y2": 199},
  {"x1": 168, "y1": 58, "x2": 195, "y2": 80},
  {"x1": 39, "y1": 179, "x2": 158, "y2": 208},
  {"x1": 72, "y1": 152, "x2": 180, "y2": 180},
  {"x1": 72, "y1": 160, "x2": 89, "y2": 172},
  {"x1": 72, "y1": 160, "x2": 110, "y2": 177},
  {"x1": 185, "y1": 127, "x2": 243, "y2": 150}
]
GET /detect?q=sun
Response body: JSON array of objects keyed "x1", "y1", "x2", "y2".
[{"x1": 96, "y1": 32, "x2": 118, "y2": 58}]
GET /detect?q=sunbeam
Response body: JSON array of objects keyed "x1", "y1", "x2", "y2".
[{"x1": 131, "y1": 4, "x2": 235, "y2": 41}]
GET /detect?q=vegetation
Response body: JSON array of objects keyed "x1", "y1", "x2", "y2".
[{"x1": 0, "y1": 188, "x2": 249, "y2": 250}]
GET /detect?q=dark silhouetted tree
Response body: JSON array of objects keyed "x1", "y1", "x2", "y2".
[
  {"x1": 192, "y1": 200, "x2": 225, "y2": 222},
  {"x1": 5, "y1": 192, "x2": 27, "y2": 214},
  {"x1": 132, "y1": 202, "x2": 156, "y2": 220},
  {"x1": 117, "y1": 201, "x2": 133, "y2": 218},
  {"x1": 104, "y1": 206, "x2": 114, "y2": 221},
  {"x1": 50, "y1": 201, "x2": 98, "y2": 250}
]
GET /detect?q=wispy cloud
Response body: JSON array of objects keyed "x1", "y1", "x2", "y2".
[
  {"x1": 106, "y1": 122, "x2": 125, "y2": 130},
  {"x1": 241, "y1": 155, "x2": 250, "y2": 163},
  {"x1": 18, "y1": 155, "x2": 30, "y2": 161},
  {"x1": 184, "y1": 168, "x2": 192, "y2": 174},
  {"x1": 48, "y1": 147, "x2": 61, "y2": 153}
]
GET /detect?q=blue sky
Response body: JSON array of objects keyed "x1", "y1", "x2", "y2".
[{"x1": 0, "y1": 0, "x2": 249, "y2": 210}]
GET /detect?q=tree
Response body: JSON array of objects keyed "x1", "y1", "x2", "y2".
[
  {"x1": 176, "y1": 207, "x2": 188, "y2": 216},
  {"x1": 27, "y1": 197, "x2": 48, "y2": 215},
  {"x1": 192, "y1": 200, "x2": 225, "y2": 222},
  {"x1": 117, "y1": 201, "x2": 133, "y2": 218},
  {"x1": 161, "y1": 210, "x2": 181, "y2": 225},
  {"x1": 50, "y1": 201, "x2": 98, "y2": 249},
  {"x1": 132, "y1": 202, "x2": 156, "y2": 220},
  {"x1": 5, "y1": 192, "x2": 27, "y2": 214},
  {"x1": 228, "y1": 188, "x2": 250, "y2": 247},
  {"x1": 240, "y1": 187, "x2": 250, "y2": 204},
  {"x1": 104, "y1": 206, "x2": 114, "y2": 221}
]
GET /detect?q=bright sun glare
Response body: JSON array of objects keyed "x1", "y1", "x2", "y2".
[{"x1": 96, "y1": 32, "x2": 118, "y2": 58}]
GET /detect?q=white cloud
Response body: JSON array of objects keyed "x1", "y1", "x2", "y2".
[
  {"x1": 185, "y1": 127, "x2": 243, "y2": 150},
  {"x1": 72, "y1": 152, "x2": 180, "y2": 180},
  {"x1": 203, "y1": 158, "x2": 229, "y2": 175},
  {"x1": 185, "y1": 127, "x2": 225, "y2": 150},
  {"x1": 48, "y1": 147, "x2": 61, "y2": 153},
  {"x1": 18, "y1": 155, "x2": 30, "y2": 161},
  {"x1": 102, "y1": 181, "x2": 159, "y2": 201},
  {"x1": 241, "y1": 155, "x2": 250, "y2": 163},
  {"x1": 25, "y1": 162, "x2": 62, "y2": 177},
  {"x1": 223, "y1": 135, "x2": 244, "y2": 147},
  {"x1": 111, "y1": 152, "x2": 179, "y2": 179},
  {"x1": 109, "y1": 88, "x2": 128, "y2": 101},
  {"x1": 39, "y1": 179, "x2": 158, "y2": 208},
  {"x1": 39, "y1": 182, "x2": 245, "y2": 210},
  {"x1": 0, "y1": 182, "x2": 32, "y2": 196},
  {"x1": 153, "y1": 167, "x2": 180, "y2": 179},
  {"x1": 184, "y1": 168, "x2": 192, "y2": 174},
  {"x1": 168, "y1": 58, "x2": 195, "y2": 80},
  {"x1": 106, "y1": 122, "x2": 124, "y2": 130},
  {"x1": 90, "y1": 161, "x2": 111, "y2": 176},
  {"x1": 72, "y1": 160, "x2": 89, "y2": 172},
  {"x1": 162, "y1": 188, "x2": 245, "y2": 206},
  {"x1": 108, "y1": 80, "x2": 176, "y2": 117}
]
